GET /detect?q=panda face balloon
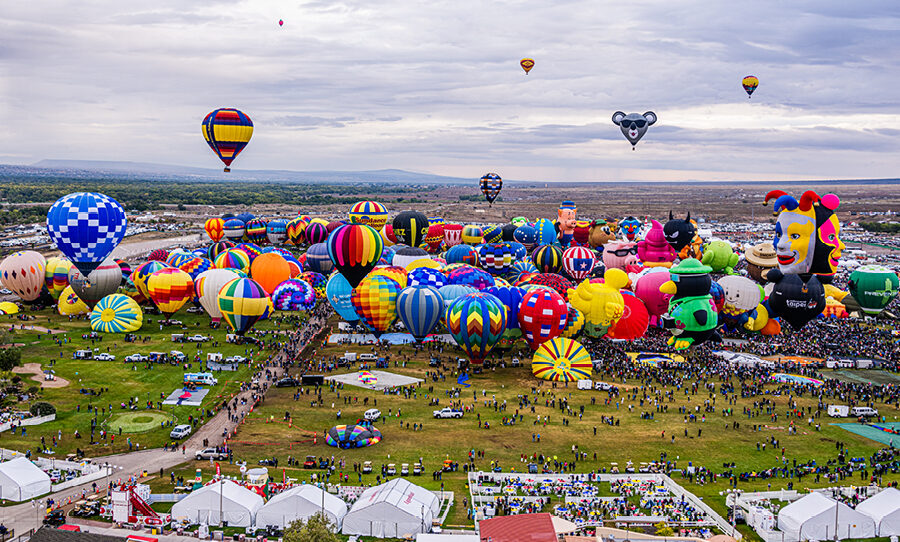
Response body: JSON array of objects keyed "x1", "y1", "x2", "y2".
[{"x1": 612, "y1": 111, "x2": 657, "y2": 148}]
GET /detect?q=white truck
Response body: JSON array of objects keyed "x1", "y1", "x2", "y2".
[
  {"x1": 827, "y1": 405, "x2": 850, "y2": 418},
  {"x1": 433, "y1": 407, "x2": 464, "y2": 419}
]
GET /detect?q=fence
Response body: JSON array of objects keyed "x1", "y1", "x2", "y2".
[{"x1": 0, "y1": 414, "x2": 55, "y2": 434}]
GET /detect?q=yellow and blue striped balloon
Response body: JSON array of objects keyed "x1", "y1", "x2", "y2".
[
  {"x1": 90, "y1": 294, "x2": 143, "y2": 333},
  {"x1": 531, "y1": 337, "x2": 591, "y2": 382}
]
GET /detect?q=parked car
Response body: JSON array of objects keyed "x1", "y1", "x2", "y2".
[
  {"x1": 401, "y1": 463, "x2": 410, "y2": 476},
  {"x1": 43, "y1": 510, "x2": 66, "y2": 527},
  {"x1": 275, "y1": 377, "x2": 300, "y2": 388},
  {"x1": 364, "y1": 409, "x2": 381, "y2": 421},
  {"x1": 170, "y1": 351, "x2": 186, "y2": 362},
  {"x1": 195, "y1": 448, "x2": 229, "y2": 460},
  {"x1": 94, "y1": 353, "x2": 115, "y2": 361},
  {"x1": 124, "y1": 354, "x2": 148, "y2": 363},
  {"x1": 170, "y1": 424, "x2": 192, "y2": 439},
  {"x1": 413, "y1": 462, "x2": 423, "y2": 476},
  {"x1": 386, "y1": 463, "x2": 397, "y2": 476},
  {"x1": 362, "y1": 461, "x2": 373, "y2": 474},
  {"x1": 186, "y1": 306, "x2": 204, "y2": 314},
  {"x1": 225, "y1": 355, "x2": 247, "y2": 363}
]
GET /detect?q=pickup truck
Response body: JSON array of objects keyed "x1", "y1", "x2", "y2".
[
  {"x1": 195, "y1": 448, "x2": 229, "y2": 460},
  {"x1": 94, "y1": 353, "x2": 115, "y2": 361},
  {"x1": 124, "y1": 354, "x2": 148, "y2": 363},
  {"x1": 433, "y1": 407, "x2": 464, "y2": 419},
  {"x1": 225, "y1": 355, "x2": 248, "y2": 363},
  {"x1": 187, "y1": 334, "x2": 209, "y2": 342}
]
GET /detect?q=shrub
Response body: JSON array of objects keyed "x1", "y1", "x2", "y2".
[{"x1": 30, "y1": 402, "x2": 56, "y2": 417}]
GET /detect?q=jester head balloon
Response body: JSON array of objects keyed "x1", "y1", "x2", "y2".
[
  {"x1": 764, "y1": 190, "x2": 843, "y2": 280},
  {"x1": 619, "y1": 217, "x2": 642, "y2": 241},
  {"x1": 663, "y1": 211, "x2": 695, "y2": 252},
  {"x1": 567, "y1": 268, "x2": 629, "y2": 337},
  {"x1": 637, "y1": 220, "x2": 676, "y2": 268},
  {"x1": 589, "y1": 219, "x2": 617, "y2": 248},
  {"x1": 612, "y1": 111, "x2": 657, "y2": 149},
  {"x1": 557, "y1": 201, "x2": 577, "y2": 246}
]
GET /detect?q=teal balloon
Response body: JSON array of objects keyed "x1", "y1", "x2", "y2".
[{"x1": 326, "y1": 272, "x2": 359, "y2": 323}]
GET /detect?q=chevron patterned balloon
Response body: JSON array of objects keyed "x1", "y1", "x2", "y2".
[{"x1": 444, "y1": 292, "x2": 507, "y2": 365}]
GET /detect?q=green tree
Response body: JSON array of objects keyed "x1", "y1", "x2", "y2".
[
  {"x1": 654, "y1": 521, "x2": 674, "y2": 537},
  {"x1": 283, "y1": 513, "x2": 339, "y2": 542},
  {"x1": 0, "y1": 348, "x2": 21, "y2": 372},
  {"x1": 30, "y1": 402, "x2": 55, "y2": 416}
]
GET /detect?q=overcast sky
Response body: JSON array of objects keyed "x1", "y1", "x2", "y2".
[{"x1": 2, "y1": 1, "x2": 900, "y2": 182}]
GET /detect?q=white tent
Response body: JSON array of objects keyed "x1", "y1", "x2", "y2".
[
  {"x1": 0, "y1": 457, "x2": 50, "y2": 501},
  {"x1": 256, "y1": 484, "x2": 348, "y2": 530},
  {"x1": 342, "y1": 478, "x2": 440, "y2": 538},
  {"x1": 857, "y1": 487, "x2": 900, "y2": 536},
  {"x1": 777, "y1": 492, "x2": 876, "y2": 541},
  {"x1": 170, "y1": 480, "x2": 263, "y2": 527}
]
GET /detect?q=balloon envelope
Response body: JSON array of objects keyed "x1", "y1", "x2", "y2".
[
  {"x1": 147, "y1": 267, "x2": 194, "y2": 318},
  {"x1": 250, "y1": 253, "x2": 291, "y2": 295},
  {"x1": 68, "y1": 258, "x2": 122, "y2": 308},
  {"x1": 202, "y1": 108, "x2": 253, "y2": 172},
  {"x1": 0, "y1": 251, "x2": 46, "y2": 301},
  {"x1": 531, "y1": 338, "x2": 592, "y2": 381},
  {"x1": 326, "y1": 272, "x2": 360, "y2": 323},
  {"x1": 90, "y1": 294, "x2": 143, "y2": 333},
  {"x1": 396, "y1": 286, "x2": 444, "y2": 340},
  {"x1": 195, "y1": 268, "x2": 240, "y2": 323},
  {"x1": 46, "y1": 192, "x2": 127, "y2": 276},
  {"x1": 351, "y1": 275, "x2": 402, "y2": 336},
  {"x1": 327, "y1": 224, "x2": 384, "y2": 288},
  {"x1": 217, "y1": 277, "x2": 269, "y2": 335},
  {"x1": 445, "y1": 292, "x2": 507, "y2": 365}
]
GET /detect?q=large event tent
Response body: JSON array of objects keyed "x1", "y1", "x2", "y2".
[
  {"x1": 170, "y1": 480, "x2": 263, "y2": 527},
  {"x1": 256, "y1": 484, "x2": 348, "y2": 530},
  {"x1": 342, "y1": 478, "x2": 440, "y2": 538},
  {"x1": 777, "y1": 492, "x2": 875, "y2": 541},
  {"x1": 0, "y1": 457, "x2": 51, "y2": 501},
  {"x1": 856, "y1": 487, "x2": 900, "y2": 536}
]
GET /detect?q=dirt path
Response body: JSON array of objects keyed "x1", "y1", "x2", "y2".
[
  {"x1": 6, "y1": 324, "x2": 67, "y2": 334},
  {"x1": 13, "y1": 362, "x2": 70, "y2": 388}
]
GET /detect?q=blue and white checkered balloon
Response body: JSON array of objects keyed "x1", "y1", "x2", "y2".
[{"x1": 46, "y1": 192, "x2": 127, "y2": 276}]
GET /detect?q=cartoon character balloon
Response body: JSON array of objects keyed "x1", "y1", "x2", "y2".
[
  {"x1": 47, "y1": 192, "x2": 127, "y2": 276},
  {"x1": 637, "y1": 220, "x2": 676, "y2": 268},
  {"x1": 479, "y1": 173, "x2": 502, "y2": 206},
  {"x1": 701, "y1": 241, "x2": 739, "y2": 274},
  {"x1": 567, "y1": 268, "x2": 629, "y2": 337},
  {"x1": 557, "y1": 201, "x2": 577, "y2": 246},
  {"x1": 618, "y1": 217, "x2": 642, "y2": 242},
  {"x1": 659, "y1": 259, "x2": 720, "y2": 349},
  {"x1": 612, "y1": 111, "x2": 657, "y2": 149}
]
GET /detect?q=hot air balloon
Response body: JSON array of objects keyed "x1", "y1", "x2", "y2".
[
  {"x1": 0, "y1": 251, "x2": 46, "y2": 302},
  {"x1": 369, "y1": 266, "x2": 408, "y2": 289},
  {"x1": 484, "y1": 285, "x2": 526, "y2": 335},
  {"x1": 634, "y1": 269, "x2": 672, "y2": 327},
  {"x1": 214, "y1": 249, "x2": 251, "y2": 273},
  {"x1": 286, "y1": 216, "x2": 307, "y2": 245},
  {"x1": 479, "y1": 173, "x2": 502, "y2": 206},
  {"x1": 438, "y1": 284, "x2": 477, "y2": 302},
  {"x1": 44, "y1": 257, "x2": 72, "y2": 300},
  {"x1": 326, "y1": 273, "x2": 360, "y2": 324},
  {"x1": 531, "y1": 338, "x2": 592, "y2": 382},
  {"x1": 304, "y1": 243, "x2": 333, "y2": 275},
  {"x1": 245, "y1": 219, "x2": 268, "y2": 244},
  {"x1": 445, "y1": 245, "x2": 479, "y2": 266},
  {"x1": 266, "y1": 220, "x2": 288, "y2": 245},
  {"x1": 408, "y1": 267, "x2": 446, "y2": 289},
  {"x1": 223, "y1": 219, "x2": 246, "y2": 241},
  {"x1": 90, "y1": 294, "x2": 143, "y2": 333},
  {"x1": 568, "y1": 269, "x2": 628, "y2": 337},
  {"x1": 849, "y1": 265, "x2": 899, "y2": 315},
  {"x1": 446, "y1": 265, "x2": 494, "y2": 290},
  {"x1": 478, "y1": 243, "x2": 512, "y2": 276},
  {"x1": 659, "y1": 259, "x2": 720, "y2": 348},
  {"x1": 327, "y1": 224, "x2": 384, "y2": 288},
  {"x1": 148, "y1": 249, "x2": 169, "y2": 263},
  {"x1": 298, "y1": 271, "x2": 327, "y2": 298},
  {"x1": 202, "y1": 108, "x2": 253, "y2": 172},
  {"x1": 443, "y1": 224, "x2": 463, "y2": 247},
  {"x1": 391, "y1": 247, "x2": 430, "y2": 270},
  {"x1": 562, "y1": 246, "x2": 597, "y2": 281},
  {"x1": 742, "y1": 75, "x2": 759, "y2": 98},
  {"x1": 351, "y1": 275, "x2": 402, "y2": 336},
  {"x1": 326, "y1": 424, "x2": 381, "y2": 448},
  {"x1": 392, "y1": 211, "x2": 430, "y2": 249},
  {"x1": 461, "y1": 225, "x2": 483, "y2": 245},
  {"x1": 606, "y1": 293, "x2": 649, "y2": 340},
  {"x1": 205, "y1": 218, "x2": 225, "y2": 242},
  {"x1": 518, "y1": 288, "x2": 568, "y2": 350},
  {"x1": 612, "y1": 111, "x2": 657, "y2": 149},
  {"x1": 58, "y1": 286, "x2": 89, "y2": 316},
  {"x1": 68, "y1": 258, "x2": 122, "y2": 308},
  {"x1": 0, "y1": 302, "x2": 19, "y2": 315},
  {"x1": 396, "y1": 286, "x2": 444, "y2": 340},
  {"x1": 562, "y1": 306, "x2": 585, "y2": 338},
  {"x1": 305, "y1": 221, "x2": 329, "y2": 245},
  {"x1": 251, "y1": 253, "x2": 292, "y2": 294},
  {"x1": 46, "y1": 192, "x2": 127, "y2": 276},
  {"x1": 278, "y1": 19, "x2": 284, "y2": 26},
  {"x1": 217, "y1": 277, "x2": 269, "y2": 335},
  {"x1": 445, "y1": 292, "x2": 507, "y2": 366},
  {"x1": 425, "y1": 223, "x2": 444, "y2": 253},
  {"x1": 532, "y1": 245, "x2": 563, "y2": 274},
  {"x1": 195, "y1": 268, "x2": 240, "y2": 324},
  {"x1": 348, "y1": 201, "x2": 389, "y2": 230},
  {"x1": 272, "y1": 279, "x2": 317, "y2": 311},
  {"x1": 147, "y1": 267, "x2": 194, "y2": 320},
  {"x1": 520, "y1": 58, "x2": 534, "y2": 74},
  {"x1": 766, "y1": 270, "x2": 825, "y2": 330}
]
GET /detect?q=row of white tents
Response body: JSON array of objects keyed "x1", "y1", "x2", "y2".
[
  {"x1": 777, "y1": 488, "x2": 900, "y2": 541},
  {"x1": 170, "y1": 477, "x2": 439, "y2": 538}
]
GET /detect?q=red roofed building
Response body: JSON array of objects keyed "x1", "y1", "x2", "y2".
[{"x1": 479, "y1": 513, "x2": 559, "y2": 542}]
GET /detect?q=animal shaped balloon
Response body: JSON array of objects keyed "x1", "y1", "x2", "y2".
[
  {"x1": 567, "y1": 268, "x2": 629, "y2": 337},
  {"x1": 557, "y1": 201, "x2": 577, "y2": 246},
  {"x1": 663, "y1": 212, "x2": 695, "y2": 254},
  {"x1": 764, "y1": 190, "x2": 843, "y2": 282},
  {"x1": 588, "y1": 219, "x2": 617, "y2": 249},
  {"x1": 637, "y1": 220, "x2": 676, "y2": 268},
  {"x1": 701, "y1": 241, "x2": 739, "y2": 274},
  {"x1": 659, "y1": 259, "x2": 720, "y2": 350},
  {"x1": 602, "y1": 241, "x2": 639, "y2": 271},
  {"x1": 612, "y1": 111, "x2": 657, "y2": 149}
]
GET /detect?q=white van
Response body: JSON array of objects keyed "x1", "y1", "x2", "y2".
[
  {"x1": 827, "y1": 405, "x2": 850, "y2": 418},
  {"x1": 184, "y1": 373, "x2": 218, "y2": 386},
  {"x1": 358, "y1": 353, "x2": 377, "y2": 362},
  {"x1": 577, "y1": 380, "x2": 593, "y2": 390},
  {"x1": 851, "y1": 406, "x2": 878, "y2": 418},
  {"x1": 364, "y1": 409, "x2": 381, "y2": 421},
  {"x1": 170, "y1": 424, "x2": 192, "y2": 439}
]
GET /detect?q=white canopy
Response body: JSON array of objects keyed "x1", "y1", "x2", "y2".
[
  {"x1": 256, "y1": 484, "x2": 348, "y2": 530},
  {"x1": 0, "y1": 457, "x2": 50, "y2": 501},
  {"x1": 170, "y1": 480, "x2": 263, "y2": 528},
  {"x1": 777, "y1": 492, "x2": 876, "y2": 541},
  {"x1": 856, "y1": 487, "x2": 900, "y2": 536},
  {"x1": 342, "y1": 478, "x2": 440, "y2": 538}
]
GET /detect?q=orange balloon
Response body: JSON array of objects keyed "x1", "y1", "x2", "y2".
[
  {"x1": 520, "y1": 58, "x2": 535, "y2": 74},
  {"x1": 250, "y1": 253, "x2": 291, "y2": 295}
]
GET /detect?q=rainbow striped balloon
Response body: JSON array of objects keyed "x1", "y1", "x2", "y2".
[
  {"x1": 350, "y1": 275, "x2": 401, "y2": 336},
  {"x1": 444, "y1": 292, "x2": 506, "y2": 365},
  {"x1": 531, "y1": 337, "x2": 592, "y2": 382}
]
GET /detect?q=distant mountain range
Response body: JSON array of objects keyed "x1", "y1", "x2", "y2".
[{"x1": 2, "y1": 160, "x2": 473, "y2": 184}]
